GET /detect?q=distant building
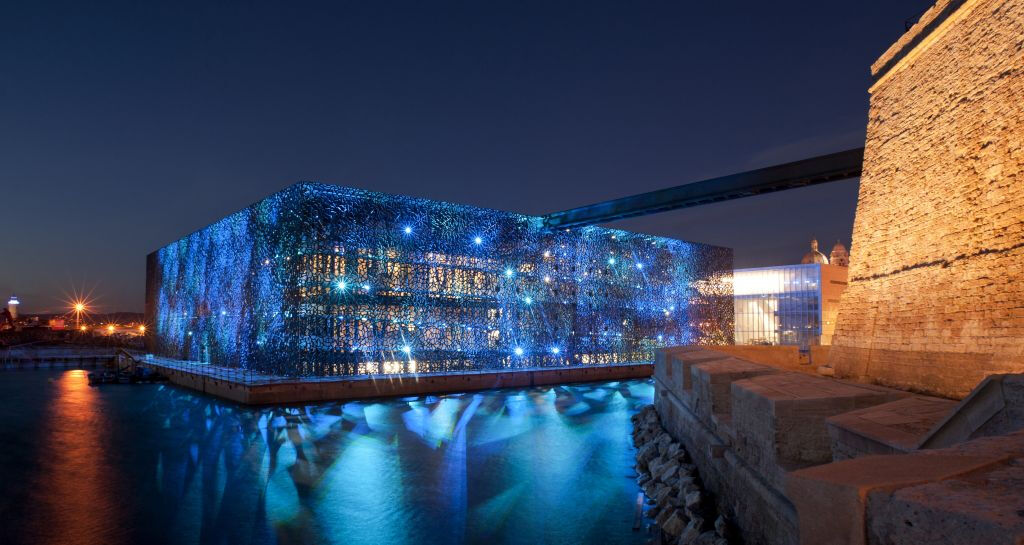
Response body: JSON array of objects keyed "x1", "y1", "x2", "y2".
[
  {"x1": 829, "y1": 241, "x2": 850, "y2": 267},
  {"x1": 734, "y1": 240, "x2": 849, "y2": 347},
  {"x1": 7, "y1": 294, "x2": 18, "y2": 320},
  {"x1": 800, "y1": 239, "x2": 830, "y2": 265}
]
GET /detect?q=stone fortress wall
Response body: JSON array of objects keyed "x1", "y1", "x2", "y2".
[
  {"x1": 645, "y1": 2, "x2": 1024, "y2": 543},
  {"x1": 828, "y1": 0, "x2": 1024, "y2": 398}
]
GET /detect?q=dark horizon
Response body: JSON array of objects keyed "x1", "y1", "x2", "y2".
[{"x1": 1, "y1": 0, "x2": 929, "y2": 314}]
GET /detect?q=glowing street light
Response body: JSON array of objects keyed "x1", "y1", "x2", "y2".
[{"x1": 72, "y1": 301, "x2": 87, "y2": 330}]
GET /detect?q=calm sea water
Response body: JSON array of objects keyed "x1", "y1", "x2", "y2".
[{"x1": 0, "y1": 370, "x2": 653, "y2": 545}]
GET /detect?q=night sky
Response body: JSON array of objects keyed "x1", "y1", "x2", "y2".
[{"x1": 2, "y1": 0, "x2": 928, "y2": 314}]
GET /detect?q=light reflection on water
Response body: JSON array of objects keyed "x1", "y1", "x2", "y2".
[{"x1": 0, "y1": 371, "x2": 653, "y2": 545}]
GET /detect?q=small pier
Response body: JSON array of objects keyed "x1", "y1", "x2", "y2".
[
  {"x1": 1, "y1": 346, "x2": 138, "y2": 370},
  {"x1": 138, "y1": 355, "x2": 653, "y2": 405}
]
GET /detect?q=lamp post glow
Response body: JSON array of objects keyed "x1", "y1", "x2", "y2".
[{"x1": 73, "y1": 302, "x2": 86, "y2": 330}]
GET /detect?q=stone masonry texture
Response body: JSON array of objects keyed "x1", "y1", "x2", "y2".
[{"x1": 830, "y1": 0, "x2": 1024, "y2": 399}]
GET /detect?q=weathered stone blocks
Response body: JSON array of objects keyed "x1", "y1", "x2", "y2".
[
  {"x1": 655, "y1": 346, "x2": 704, "y2": 393},
  {"x1": 827, "y1": 395, "x2": 957, "y2": 459},
  {"x1": 789, "y1": 429, "x2": 1024, "y2": 545},
  {"x1": 690, "y1": 358, "x2": 780, "y2": 425},
  {"x1": 829, "y1": 0, "x2": 1024, "y2": 398},
  {"x1": 732, "y1": 373, "x2": 909, "y2": 487},
  {"x1": 786, "y1": 451, "x2": 1008, "y2": 545},
  {"x1": 654, "y1": 347, "x2": 733, "y2": 401}
]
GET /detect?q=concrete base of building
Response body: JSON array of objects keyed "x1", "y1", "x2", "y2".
[{"x1": 147, "y1": 362, "x2": 654, "y2": 405}]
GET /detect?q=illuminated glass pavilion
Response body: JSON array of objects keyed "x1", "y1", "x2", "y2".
[{"x1": 145, "y1": 182, "x2": 733, "y2": 377}]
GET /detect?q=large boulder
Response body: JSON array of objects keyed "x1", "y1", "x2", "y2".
[
  {"x1": 663, "y1": 510, "x2": 688, "y2": 536},
  {"x1": 677, "y1": 519, "x2": 703, "y2": 545}
]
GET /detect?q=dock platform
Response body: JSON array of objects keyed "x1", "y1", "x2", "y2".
[{"x1": 139, "y1": 356, "x2": 653, "y2": 405}]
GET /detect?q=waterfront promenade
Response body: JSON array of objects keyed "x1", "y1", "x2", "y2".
[{"x1": 139, "y1": 354, "x2": 653, "y2": 404}]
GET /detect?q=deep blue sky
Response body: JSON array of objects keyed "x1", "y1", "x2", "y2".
[{"x1": 1, "y1": 0, "x2": 927, "y2": 313}]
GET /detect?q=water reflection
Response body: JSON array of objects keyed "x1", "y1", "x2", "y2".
[
  {"x1": 23, "y1": 370, "x2": 128, "y2": 543},
  {"x1": 0, "y1": 372, "x2": 653, "y2": 545}
]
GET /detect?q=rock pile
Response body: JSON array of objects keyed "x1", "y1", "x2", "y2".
[{"x1": 631, "y1": 405, "x2": 734, "y2": 545}]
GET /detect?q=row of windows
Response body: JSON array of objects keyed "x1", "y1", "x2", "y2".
[{"x1": 734, "y1": 265, "x2": 823, "y2": 347}]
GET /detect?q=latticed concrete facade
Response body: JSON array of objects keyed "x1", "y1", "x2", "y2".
[{"x1": 145, "y1": 183, "x2": 733, "y2": 377}]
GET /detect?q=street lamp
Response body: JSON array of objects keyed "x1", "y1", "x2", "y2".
[{"x1": 73, "y1": 302, "x2": 86, "y2": 330}]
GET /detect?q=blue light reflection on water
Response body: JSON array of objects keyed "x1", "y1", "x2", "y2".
[{"x1": 0, "y1": 371, "x2": 653, "y2": 545}]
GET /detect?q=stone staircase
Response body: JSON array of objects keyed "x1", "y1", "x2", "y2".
[{"x1": 653, "y1": 346, "x2": 1024, "y2": 545}]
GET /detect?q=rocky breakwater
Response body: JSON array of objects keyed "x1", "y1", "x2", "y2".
[{"x1": 632, "y1": 405, "x2": 734, "y2": 545}]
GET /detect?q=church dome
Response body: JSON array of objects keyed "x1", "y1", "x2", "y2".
[
  {"x1": 801, "y1": 239, "x2": 829, "y2": 265},
  {"x1": 830, "y1": 241, "x2": 850, "y2": 267}
]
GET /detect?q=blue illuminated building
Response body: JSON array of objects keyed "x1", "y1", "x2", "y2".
[{"x1": 145, "y1": 183, "x2": 733, "y2": 377}]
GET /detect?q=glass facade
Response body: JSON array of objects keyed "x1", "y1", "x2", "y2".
[
  {"x1": 146, "y1": 183, "x2": 733, "y2": 377},
  {"x1": 733, "y1": 264, "x2": 822, "y2": 347}
]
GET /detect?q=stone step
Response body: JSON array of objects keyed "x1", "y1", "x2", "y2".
[
  {"x1": 919, "y1": 374, "x2": 1024, "y2": 449},
  {"x1": 827, "y1": 395, "x2": 958, "y2": 460},
  {"x1": 787, "y1": 430, "x2": 1024, "y2": 545},
  {"x1": 654, "y1": 345, "x2": 716, "y2": 394},
  {"x1": 731, "y1": 372, "x2": 910, "y2": 488},
  {"x1": 690, "y1": 358, "x2": 781, "y2": 425},
  {"x1": 672, "y1": 348, "x2": 732, "y2": 391}
]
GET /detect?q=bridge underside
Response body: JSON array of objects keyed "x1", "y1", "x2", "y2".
[{"x1": 543, "y1": 147, "x2": 864, "y2": 229}]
